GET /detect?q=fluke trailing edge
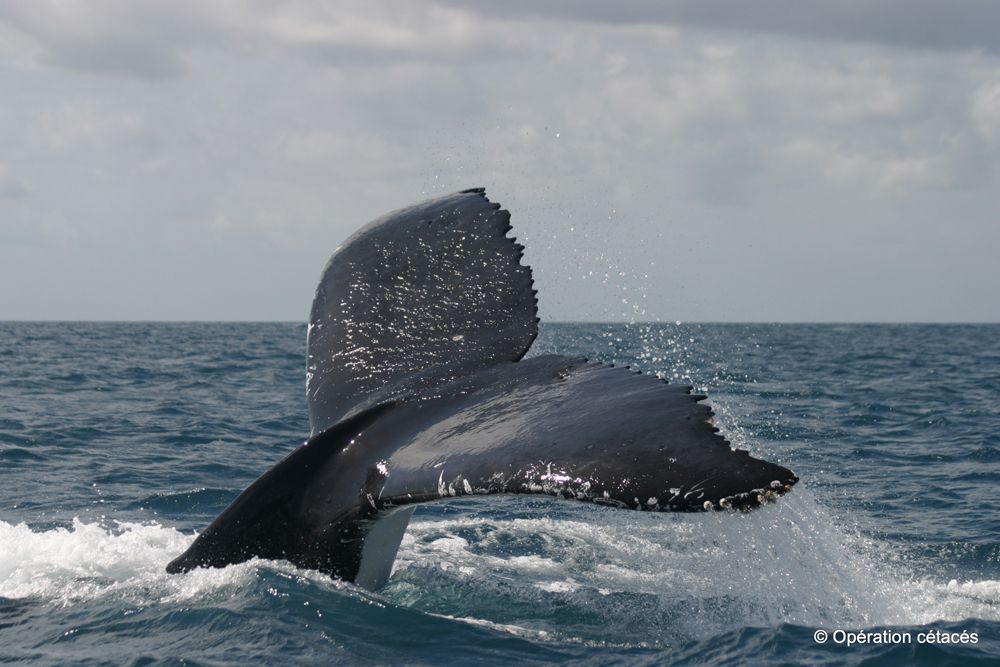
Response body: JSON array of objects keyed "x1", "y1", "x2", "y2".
[{"x1": 166, "y1": 189, "x2": 798, "y2": 588}]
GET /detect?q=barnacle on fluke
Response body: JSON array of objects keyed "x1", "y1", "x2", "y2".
[{"x1": 167, "y1": 189, "x2": 798, "y2": 589}]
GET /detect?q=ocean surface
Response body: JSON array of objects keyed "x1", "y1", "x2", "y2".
[{"x1": 1, "y1": 322, "x2": 998, "y2": 666}]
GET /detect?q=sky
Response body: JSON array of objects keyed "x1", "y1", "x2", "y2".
[{"x1": 1, "y1": 1, "x2": 998, "y2": 322}]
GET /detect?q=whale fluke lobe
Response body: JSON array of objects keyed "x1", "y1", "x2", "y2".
[
  {"x1": 306, "y1": 188, "x2": 538, "y2": 435},
  {"x1": 168, "y1": 188, "x2": 798, "y2": 588}
]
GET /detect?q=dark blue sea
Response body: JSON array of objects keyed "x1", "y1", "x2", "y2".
[{"x1": 1, "y1": 322, "x2": 998, "y2": 666}]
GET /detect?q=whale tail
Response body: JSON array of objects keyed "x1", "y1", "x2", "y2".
[{"x1": 168, "y1": 189, "x2": 798, "y2": 588}]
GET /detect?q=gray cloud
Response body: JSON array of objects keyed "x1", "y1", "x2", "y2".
[
  {"x1": 0, "y1": 1, "x2": 998, "y2": 321},
  {"x1": 443, "y1": 0, "x2": 1000, "y2": 54},
  {"x1": 0, "y1": 164, "x2": 28, "y2": 199},
  {"x1": 0, "y1": 1, "x2": 218, "y2": 79},
  {"x1": 0, "y1": 1, "x2": 534, "y2": 80}
]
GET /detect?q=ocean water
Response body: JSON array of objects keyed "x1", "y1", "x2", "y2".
[{"x1": 0, "y1": 321, "x2": 998, "y2": 666}]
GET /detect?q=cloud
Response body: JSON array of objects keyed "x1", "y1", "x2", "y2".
[
  {"x1": 255, "y1": 1, "x2": 529, "y2": 66},
  {"x1": 0, "y1": 1, "x2": 998, "y2": 320},
  {"x1": 0, "y1": 1, "x2": 219, "y2": 79},
  {"x1": 972, "y1": 81, "x2": 1000, "y2": 143},
  {"x1": 38, "y1": 102, "x2": 144, "y2": 148},
  {"x1": 0, "y1": 1, "x2": 530, "y2": 80},
  {"x1": 442, "y1": 0, "x2": 1000, "y2": 55},
  {"x1": 0, "y1": 163, "x2": 28, "y2": 199},
  {"x1": 1, "y1": 1, "x2": 997, "y2": 84}
]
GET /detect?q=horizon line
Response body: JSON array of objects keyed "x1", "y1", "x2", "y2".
[{"x1": 2, "y1": 320, "x2": 998, "y2": 326}]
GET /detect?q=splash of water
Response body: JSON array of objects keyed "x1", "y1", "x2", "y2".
[
  {"x1": 0, "y1": 519, "x2": 332, "y2": 607},
  {"x1": 0, "y1": 502, "x2": 996, "y2": 644},
  {"x1": 388, "y1": 494, "x2": 1000, "y2": 644}
]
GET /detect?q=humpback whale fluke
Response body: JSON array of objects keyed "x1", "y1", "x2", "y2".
[{"x1": 166, "y1": 188, "x2": 798, "y2": 588}]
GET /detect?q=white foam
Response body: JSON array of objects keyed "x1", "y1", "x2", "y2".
[
  {"x1": 2, "y1": 502, "x2": 997, "y2": 641},
  {"x1": 0, "y1": 518, "x2": 326, "y2": 606}
]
